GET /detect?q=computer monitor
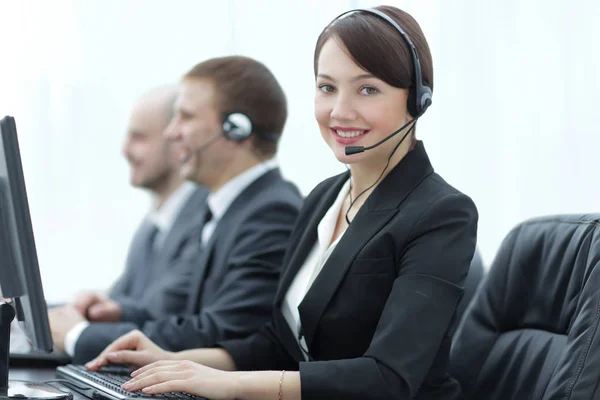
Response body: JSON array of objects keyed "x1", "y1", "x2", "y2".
[{"x1": 0, "y1": 116, "x2": 70, "y2": 400}]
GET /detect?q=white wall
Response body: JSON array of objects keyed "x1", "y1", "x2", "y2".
[{"x1": 0, "y1": 0, "x2": 598, "y2": 302}]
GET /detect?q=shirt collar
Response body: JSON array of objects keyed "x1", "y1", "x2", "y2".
[
  {"x1": 317, "y1": 177, "x2": 351, "y2": 251},
  {"x1": 207, "y1": 158, "x2": 278, "y2": 221},
  {"x1": 149, "y1": 181, "x2": 198, "y2": 233}
]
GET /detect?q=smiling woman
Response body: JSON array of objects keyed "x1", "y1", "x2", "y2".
[{"x1": 86, "y1": 5, "x2": 478, "y2": 400}]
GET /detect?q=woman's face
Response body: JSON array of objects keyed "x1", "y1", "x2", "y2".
[{"x1": 315, "y1": 37, "x2": 411, "y2": 165}]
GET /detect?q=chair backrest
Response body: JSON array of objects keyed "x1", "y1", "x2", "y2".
[{"x1": 450, "y1": 214, "x2": 600, "y2": 400}]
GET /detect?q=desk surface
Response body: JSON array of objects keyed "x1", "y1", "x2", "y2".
[
  {"x1": 9, "y1": 367, "x2": 90, "y2": 400},
  {"x1": 9, "y1": 367, "x2": 56, "y2": 382}
]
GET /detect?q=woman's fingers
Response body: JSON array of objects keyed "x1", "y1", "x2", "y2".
[
  {"x1": 141, "y1": 380, "x2": 189, "y2": 395},
  {"x1": 123, "y1": 371, "x2": 185, "y2": 392},
  {"x1": 131, "y1": 360, "x2": 186, "y2": 377},
  {"x1": 126, "y1": 361, "x2": 235, "y2": 399}
]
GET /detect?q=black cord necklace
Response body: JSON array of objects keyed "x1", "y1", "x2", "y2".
[{"x1": 344, "y1": 122, "x2": 416, "y2": 225}]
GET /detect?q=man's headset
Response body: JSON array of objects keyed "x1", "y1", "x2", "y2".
[
  {"x1": 181, "y1": 112, "x2": 279, "y2": 162},
  {"x1": 326, "y1": 8, "x2": 433, "y2": 155},
  {"x1": 222, "y1": 112, "x2": 280, "y2": 142}
]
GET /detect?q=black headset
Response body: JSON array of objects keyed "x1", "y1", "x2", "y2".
[
  {"x1": 222, "y1": 112, "x2": 280, "y2": 143},
  {"x1": 331, "y1": 8, "x2": 433, "y2": 117}
]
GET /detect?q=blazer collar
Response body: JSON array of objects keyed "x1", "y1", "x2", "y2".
[
  {"x1": 366, "y1": 140, "x2": 434, "y2": 211},
  {"x1": 202, "y1": 168, "x2": 282, "y2": 253},
  {"x1": 276, "y1": 141, "x2": 435, "y2": 357}
]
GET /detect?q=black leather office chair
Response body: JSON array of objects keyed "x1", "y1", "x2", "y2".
[{"x1": 450, "y1": 214, "x2": 600, "y2": 400}]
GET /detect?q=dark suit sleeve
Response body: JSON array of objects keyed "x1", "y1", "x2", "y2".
[
  {"x1": 72, "y1": 322, "x2": 140, "y2": 364},
  {"x1": 141, "y1": 200, "x2": 300, "y2": 352},
  {"x1": 118, "y1": 299, "x2": 153, "y2": 326},
  {"x1": 219, "y1": 320, "x2": 298, "y2": 371},
  {"x1": 299, "y1": 193, "x2": 478, "y2": 400},
  {"x1": 108, "y1": 272, "x2": 132, "y2": 304}
]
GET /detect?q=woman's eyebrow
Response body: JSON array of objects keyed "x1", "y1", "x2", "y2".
[{"x1": 316, "y1": 73, "x2": 376, "y2": 82}]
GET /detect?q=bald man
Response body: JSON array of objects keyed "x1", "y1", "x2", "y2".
[{"x1": 48, "y1": 86, "x2": 208, "y2": 356}]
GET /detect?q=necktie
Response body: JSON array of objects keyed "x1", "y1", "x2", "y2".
[
  {"x1": 204, "y1": 206, "x2": 213, "y2": 225},
  {"x1": 200, "y1": 205, "x2": 214, "y2": 246}
]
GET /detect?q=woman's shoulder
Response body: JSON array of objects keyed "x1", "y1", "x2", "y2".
[{"x1": 418, "y1": 172, "x2": 476, "y2": 211}]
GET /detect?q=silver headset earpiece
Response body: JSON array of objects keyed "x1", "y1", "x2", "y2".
[{"x1": 223, "y1": 112, "x2": 253, "y2": 142}]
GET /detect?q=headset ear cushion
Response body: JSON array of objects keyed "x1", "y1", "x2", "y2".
[
  {"x1": 407, "y1": 85, "x2": 433, "y2": 118},
  {"x1": 223, "y1": 113, "x2": 253, "y2": 142},
  {"x1": 407, "y1": 87, "x2": 418, "y2": 118},
  {"x1": 419, "y1": 86, "x2": 433, "y2": 115}
]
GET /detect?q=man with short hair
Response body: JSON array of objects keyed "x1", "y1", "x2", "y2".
[
  {"x1": 56, "y1": 57, "x2": 303, "y2": 363},
  {"x1": 48, "y1": 86, "x2": 208, "y2": 355}
]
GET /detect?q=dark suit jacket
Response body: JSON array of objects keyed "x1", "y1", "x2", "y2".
[
  {"x1": 109, "y1": 186, "x2": 209, "y2": 326},
  {"x1": 221, "y1": 142, "x2": 478, "y2": 400},
  {"x1": 73, "y1": 168, "x2": 302, "y2": 363}
]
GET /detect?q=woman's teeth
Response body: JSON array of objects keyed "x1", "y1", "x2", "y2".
[{"x1": 335, "y1": 130, "x2": 366, "y2": 138}]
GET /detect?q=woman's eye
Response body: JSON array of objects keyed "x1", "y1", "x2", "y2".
[
  {"x1": 360, "y1": 86, "x2": 379, "y2": 95},
  {"x1": 318, "y1": 84, "x2": 335, "y2": 93}
]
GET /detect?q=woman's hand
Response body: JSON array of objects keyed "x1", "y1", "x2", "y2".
[
  {"x1": 86, "y1": 330, "x2": 176, "y2": 371},
  {"x1": 122, "y1": 360, "x2": 240, "y2": 400}
]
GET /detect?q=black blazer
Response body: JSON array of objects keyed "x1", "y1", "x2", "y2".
[
  {"x1": 73, "y1": 168, "x2": 302, "y2": 364},
  {"x1": 221, "y1": 143, "x2": 478, "y2": 400}
]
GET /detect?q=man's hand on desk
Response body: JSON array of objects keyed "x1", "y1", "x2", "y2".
[
  {"x1": 72, "y1": 290, "x2": 122, "y2": 322},
  {"x1": 48, "y1": 305, "x2": 86, "y2": 352}
]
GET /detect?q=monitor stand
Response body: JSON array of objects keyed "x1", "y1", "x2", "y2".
[{"x1": 1, "y1": 302, "x2": 70, "y2": 400}]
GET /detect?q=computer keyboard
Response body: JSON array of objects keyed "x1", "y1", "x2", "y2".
[{"x1": 56, "y1": 364, "x2": 205, "y2": 400}]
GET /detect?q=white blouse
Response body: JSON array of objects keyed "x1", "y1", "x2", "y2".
[{"x1": 282, "y1": 178, "x2": 351, "y2": 359}]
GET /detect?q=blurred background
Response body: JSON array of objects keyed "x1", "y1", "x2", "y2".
[{"x1": 0, "y1": 0, "x2": 598, "y2": 303}]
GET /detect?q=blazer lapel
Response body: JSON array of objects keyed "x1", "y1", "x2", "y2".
[
  {"x1": 187, "y1": 169, "x2": 283, "y2": 313},
  {"x1": 155, "y1": 188, "x2": 208, "y2": 270},
  {"x1": 272, "y1": 172, "x2": 349, "y2": 360},
  {"x1": 298, "y1": 141, "x2": 435, "y2": 350},
  {"x1": 274, "y1": 172, "x2": 350, "y2": 306},
  {"x1": 297, "y1": 203, "x2": 397, "y2": 350}
]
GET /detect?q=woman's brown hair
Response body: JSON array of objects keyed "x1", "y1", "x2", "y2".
[{"x1": 314, "y1": 5, "x2": 433, "y2": 118}]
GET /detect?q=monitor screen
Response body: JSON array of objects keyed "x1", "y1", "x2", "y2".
[{"x1": 0, "y1": 116, "x2": 52, "y2": 353}]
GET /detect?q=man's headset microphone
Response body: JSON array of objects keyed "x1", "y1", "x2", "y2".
[{"x1": 179, "y1": 112, "x2": 279, "y2": 164}]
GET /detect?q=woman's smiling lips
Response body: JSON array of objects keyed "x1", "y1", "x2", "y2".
[{"x1": 330, "y1": 126, "x2": 370, "y2": 145}]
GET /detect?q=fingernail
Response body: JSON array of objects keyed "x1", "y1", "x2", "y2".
[
  {"x1": 142, "y1": 387, "x2": 150, "y2": 393},
  {"x1": 122, "y1": 383, "x2": 131, "y2": 389}
]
